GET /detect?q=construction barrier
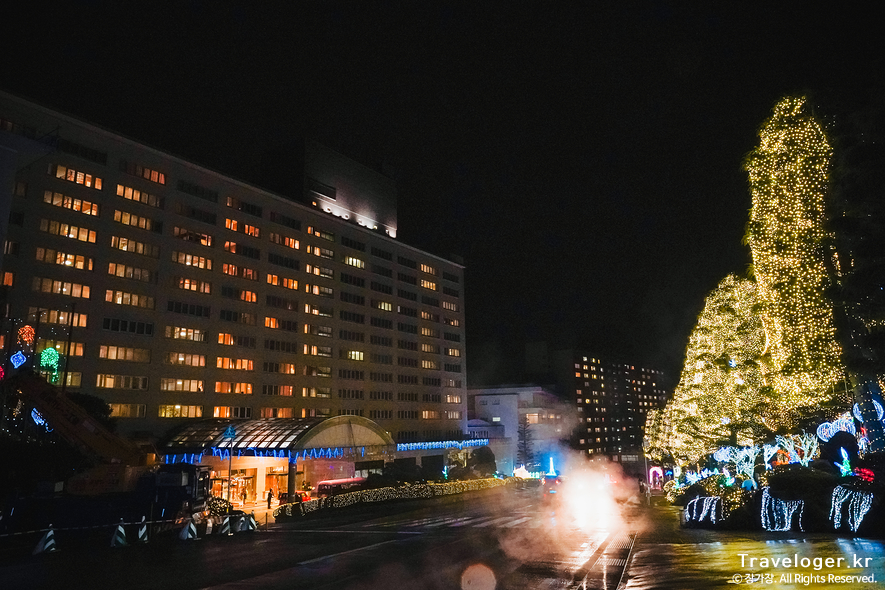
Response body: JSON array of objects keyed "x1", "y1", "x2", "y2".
[
  {"x1": 247, "y1": 512, "x2": 258, "y2": 532},
  {"x1": 110, "y1": 519, "x2": 127, "y2": 548},
  {"x1": 32, "y1": 525, "x2": 58, "y2": 555},
  {"x1": 136, "y1": 516, "x2": 148, "y2": 543},
  {"x1": 219, "y1": 516, "x2": 231, "y2": 535},
  {"x1": 178, "y1": 518, "x2": 199, "y2": 541}
]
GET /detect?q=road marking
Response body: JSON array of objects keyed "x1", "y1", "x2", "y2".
[
  {"x1": 425, "y1": 516, "x2": 475, "y2": 527},
  {"x1": 502, "y1": 516, "x2": 534, "y2": 527},
  {"x1": 472, "y1": 516, "x2": 518, "y2": 527},
  {"x1": 297, "y1": 538, "x2": 403, "y2": 565}
]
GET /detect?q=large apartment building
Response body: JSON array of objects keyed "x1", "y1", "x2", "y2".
[
  {"x1": 550, "y1": 350, "x2": 667, "y2": 461},
  {"x1": 0, "y1": 91, "x2": 467, "y2": 445}
]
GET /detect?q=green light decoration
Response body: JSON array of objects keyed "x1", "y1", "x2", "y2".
[{"x1": 40, "y1": 347, "x2": 61, "y2": 384}]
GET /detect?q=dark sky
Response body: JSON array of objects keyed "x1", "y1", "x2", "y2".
[{"x1": 2, "y1": 3, "x2": 882, "y2": 387}]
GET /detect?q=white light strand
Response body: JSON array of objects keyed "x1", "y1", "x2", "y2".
[
  {"x1": 761, "y1": 487, "x2": 804, "y2": 532},
  {"x1": 685, "y1": 496, "x2": 720, "y2": 525},
  {"x1": 829, "y1": 485, "x2": 873, "y2": 532}
]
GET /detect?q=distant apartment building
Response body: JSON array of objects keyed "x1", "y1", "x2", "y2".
[
  {"x1": 0, "y1": 91, "x2": 467, "y2": 446},
  {"x1": 523, "y1": 343, "x2": 667, "y2": 474},
  {"x1": 548, "y1": 349, "x2": 667, "y2": 463}
]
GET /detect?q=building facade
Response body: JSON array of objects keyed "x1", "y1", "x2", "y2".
[
  {"x1": 549, "y1": 349, "x2": 667, "y2": 466},
  {"x1": 466, "y1": 384, "x2": 571, "y2": 475},
  {"x1": 0, "y1": 91, "x2": 467, "y2": 446}
]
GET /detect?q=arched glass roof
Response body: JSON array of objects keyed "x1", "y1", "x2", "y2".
[
  {"x1": 163, "y1": 418, "x2": 327, "y2": 454},
  {"x1": 161, "y1": 416, "x2": 396, "y2": 455}
]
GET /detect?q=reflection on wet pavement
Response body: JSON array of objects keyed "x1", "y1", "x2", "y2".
[{"x1": 622, "y1": 505, "x2": 885, "y2": 590}]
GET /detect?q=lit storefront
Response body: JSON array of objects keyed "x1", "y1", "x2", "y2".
[{"x1": 161, "y1": 416, "x2": 396, "y2": 506}]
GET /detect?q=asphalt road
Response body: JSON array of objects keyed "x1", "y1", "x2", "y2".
[{"x1": 0, "y1": 487, "x2": 635, "y2": 590}]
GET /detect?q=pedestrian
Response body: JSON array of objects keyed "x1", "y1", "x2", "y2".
[
  {"x1": 267, "y1": 488, "x2": 274, "y2": 509},
  {"x1": 241, "y1": 488, "x2": 247, "y2": 506}
]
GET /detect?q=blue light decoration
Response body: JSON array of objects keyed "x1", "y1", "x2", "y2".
[
  {"x1": 830, "y1": 485, "x2": 873, "y2": 532},
  {"x1": 835, "y1": 448, "x2": 853, "y2": 477},
  {"x1": 685, "y1": 496, "x2": 720, "y2": 525},
  {"x1": 713, "y1": 446, "x2": 733, "y2": 463},
  {"x1": 816, "y1": 413, "x2": 857, "y2": 442},
  {"x1": 11, "y1": 351, "x2": 27, "y2": 369},
  {"x1": 396, "y1": 439, "x2": 488, "y2": 452},
  {"x1": 546, "y1": 457, "x2": 556, "y2": 477},
  {"x1": 30, "y1": 408, "x2": 52, "y2": 431},
  {"x1": 761, "y1": 487, "x2": 804, "y2": 532}
]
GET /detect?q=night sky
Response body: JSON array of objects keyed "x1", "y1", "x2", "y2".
[{"x1": 2, "y1": 3, "x2": 882, "y2": 387}]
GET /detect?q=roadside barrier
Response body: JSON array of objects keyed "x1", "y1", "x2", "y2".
[
  {"x1": 110, "y1": 519, "x2": 127, "y2": 548},
  {"x1": 136, "y1": 516, "x2": 148, "y2": 543},
  {"x1": 247, "y1": 512, "x2": 258, "y2": 532},
  {"x1": 219, "y1": 516, "x2": 231, "y2": 535},
  {"x1": 32, "y1": 525, "x2": 58, "y2": 555},
  {"x1": 178, "y1": 518, "x2": 199, "y2": 541}
]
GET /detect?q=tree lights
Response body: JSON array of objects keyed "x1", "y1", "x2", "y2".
[
  {"x1": 745, "y1": 96, "x2": 844, "y2": 414},
  {"x1": 646, "y1": 275, "x2": 767, "y2": 462}
]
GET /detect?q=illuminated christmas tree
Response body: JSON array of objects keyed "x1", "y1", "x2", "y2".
[
  {"x1": 647, "y1": 275, "x2": 769, "y2": 462},
  {"x1": 647, "y1": 97, "x2": 852, "y2": 464},
  {"x1": 744, "y1": 96, "x2": 845, "y2": 411}
]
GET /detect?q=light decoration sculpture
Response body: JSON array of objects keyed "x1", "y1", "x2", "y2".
[
  {"x1": 31, "y1": 408, "x2": 52, "y2": 431},
  {"x1": 645, "y1": 275, "x2": 767, "y2": 462},
  {"x1": 744, "y1": 96, "x2": 845, "y2": 418},
  {"x1": 830, "y1": 485, "x2": 873, "y2": 532},
  {"x1": 854, "y1": 401, "x2": 884, "y2": 423},
  {"x1": 816, "y1": 412, "x2": 857, "y2": 442},
  {"x1": 834, "y1": 448, "x2": 853, "y2": 477},
  {"x1": 547, "y1": 457, "x2": 556, "y2": 477},
  {"x1": 735, "y1": 446, "x2": 760, "y2": 479},
  {"x1": 763, "y1": 443, "x2": 779, "y2": 469},
  {"x1": 40, "y1": 347, "x2": 61, "y2": 383},
  {"x1": 685, "y1": 496, "x2": 720, "y2": 525},
  {"x1": 761, "y1": 487, "x2": 804, "y2": 532},
  {"x1": 11, "y1": 351, "x2": 27, "y2": 369},
  {"x1": 17, "y1": 325, "x2": 35, "y2": 345}
]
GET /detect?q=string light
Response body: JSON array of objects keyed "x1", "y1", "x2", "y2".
[
  {"x1": 834, "y1": 448, "x2": 853, "y2": 477},
  {"x1": 17, "y1": 325, "x2": 35, "y2": 345},
  {"x1": 745, "y1": 96, "x2": 844, "y2": 417},
  {"x1": 645, "y1": 275, "x2": 766, "y2": 462},
  {"x1": 648, "y1": 96, "x2": 852, "y2": 468},
  {"x1": 830, "y1": 485, "x2": 873, "y2": 532},
  {"x1": 685, "y1": 496, "x2": 720, "y2": 524},
  {"x1": 761, "y1": 487, "x2": 804, "y2": 532}
]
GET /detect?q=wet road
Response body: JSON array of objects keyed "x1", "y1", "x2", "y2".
[
  {"x1": 3, "y1": 491, "x2": 883, "y2": 589},
  {"x1": 621, "y1": 504, "x2": 885, "y2": 590}
]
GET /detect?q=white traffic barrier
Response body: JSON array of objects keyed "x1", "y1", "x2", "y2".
[
  {"x1": 33, "y1": 525, "x2": 58, "y2": 555},
  {"x1": 137, "y1": 516, "x2": 148, "y2": 543},
  {"x1": 111, "y1": 519, "x2": 128, "y2": 547}
]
